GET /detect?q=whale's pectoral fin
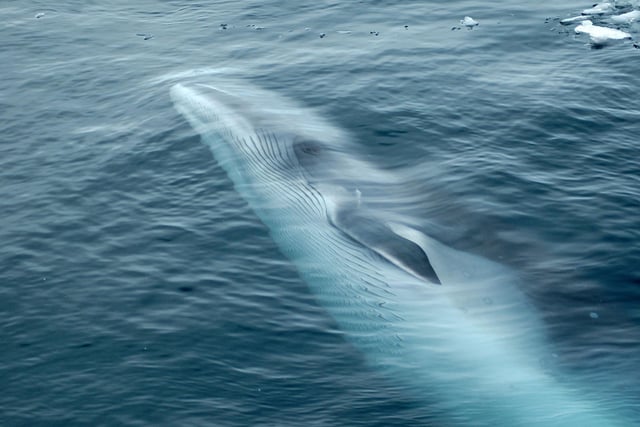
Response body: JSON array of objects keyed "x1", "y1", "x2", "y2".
[{"x1": 332, "y1": 209, "x2": 442, "y2": 285}]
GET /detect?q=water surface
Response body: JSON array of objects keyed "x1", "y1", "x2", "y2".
[{"x1": 1, "y1": 1, "x2": 639, "y2": 425}]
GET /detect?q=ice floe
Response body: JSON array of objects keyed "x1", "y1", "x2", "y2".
[
  {"x1": 610, "y1": 9, "x2": 640, "y2": 23},
  {"x1": 575, "y1": 19, "x2": 632, "y2": 44},
  {"x1": 460, "y1": 16, "x2": 479, "y2": 28},
  {"x1": 582, "y1": 2, "x2": 614, "y2": 15},
  {"x1": 560, "y1": 15, "x2": 591, "y2": 25},
  {"x1": 558, "y1": 1, "x2": 639, "y2": 48}
]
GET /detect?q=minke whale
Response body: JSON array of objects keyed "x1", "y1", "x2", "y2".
[{"x1": 170, "y1": 79, "x2": 625, "y2": 426}]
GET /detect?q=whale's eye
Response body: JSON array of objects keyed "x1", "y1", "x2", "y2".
[
  {"x1": 294, "y1": 139, "x2": 323, "y2": 157},
  {"x1": 293, "y1": 139, "x2": 326, "y2": 172},
  {"x1": 292, "y1": 139, "x2": 333, "y2": 179},
  {"x1": 302, "y1": 144, "x2": 319, "y2": 155}
]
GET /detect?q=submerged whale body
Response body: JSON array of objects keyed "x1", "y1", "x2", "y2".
[{"x1": 170, "y1": 78, "x2": 626, "y2": 426}]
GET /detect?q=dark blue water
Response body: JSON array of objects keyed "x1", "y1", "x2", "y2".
[{"x1": 2, "y1": 1, "x2": 639, "y2": 426}]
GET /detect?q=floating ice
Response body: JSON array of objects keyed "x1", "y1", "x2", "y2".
[
  {"x1": 610, "y1": 10, "x2": 640, "y2": 23},
  {"x1": 561, "y1": 15, "x2": 591, "y2": 25},
  {"x1": 590, "y1": 312, "x2": 599, "y2": 319},
  {"x1": 615, "y1": 0, "x2": 640, "y2": 5},
  {"x1": 460, "y1": 16, "x2": 479, "y2": 28},
  {"x1": 575, "y1": 20, "x2": 632, "y2": 45},
  {"x1": 582, "y1": 2, "x2": 614, "y2": 15}
]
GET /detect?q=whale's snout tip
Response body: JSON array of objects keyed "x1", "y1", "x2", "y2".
[{"x1": 170, "y1": 83, "x2": 192, "y2": 101}]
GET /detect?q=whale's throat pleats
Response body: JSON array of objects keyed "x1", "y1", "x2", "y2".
[
  {"x1": 291, "y1": 139, "x2": 441, "y2": 285},
  {"x1": 332, "y1": 208, "x2": 442, "y2": 285}
]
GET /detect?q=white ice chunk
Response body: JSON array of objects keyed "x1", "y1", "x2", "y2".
[
  {"x1": 575, "y1": 20, "x2": 632, "y2": 45},
  {"x1": 582, "y1": 2, "x2": 614, "y2": 15},
  {"x1": 613, "y1": 0, "x2": 640, "y2": 7},
  {"x1": 610, "y1": 10, "x2": 640, "y2": 23},
  {"x1": 561, "y1": 15, "x2": 591, "y2": 25},
  {"x1": 460, "y1": 16, "x2": 479, "y2": 28}
]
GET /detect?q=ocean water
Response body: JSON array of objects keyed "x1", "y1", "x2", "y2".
[{"x1": 1, "y1": 1, "x2": 639, "y2": 426}]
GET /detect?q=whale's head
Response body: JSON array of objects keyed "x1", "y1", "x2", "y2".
[{"x1": 170, "y1": 81, "x2": 348, "y2": 187}]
